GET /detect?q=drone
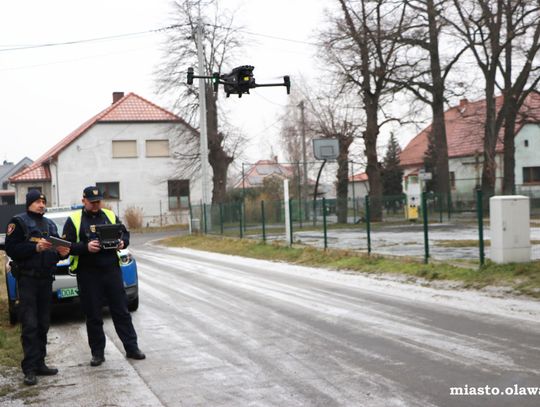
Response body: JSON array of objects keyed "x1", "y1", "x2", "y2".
[{"x1": 187, "y1": 65, "x2": 290, "y2": 98}]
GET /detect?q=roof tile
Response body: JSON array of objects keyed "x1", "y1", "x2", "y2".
[
  {"x1": 400, "y1": 92, "x2": 540, "y2": 167},
  {"x1": 11, "y1": 93, "x2": 188, "y2": 183}
]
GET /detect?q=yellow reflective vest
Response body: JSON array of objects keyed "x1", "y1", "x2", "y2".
[{"x1": 68, "y1": 208, "x2": 119, "y2": 272}]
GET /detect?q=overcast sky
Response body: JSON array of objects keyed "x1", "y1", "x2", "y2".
[{"x1": 0, "y1": 0, "x2": 333, "y2": 167}]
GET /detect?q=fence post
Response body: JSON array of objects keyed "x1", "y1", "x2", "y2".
[
  {"x1": 219, "y1": 203, "x2": 224, "y2": 235},
  {"x1": 289, "y1": 198, "x2": 294, "y2": 245},
  {"x1": 447, "y1": 193, "x2": 452, "y2": 221},
  {"x1": 188, "y1": 201, "x2": 193, "y2": 235},
  {"x1": 322, "y1": 197, "x2": 328, "y2": 250},
  {"x1": 422, "y1": 192, "x2": 429, "y2": 264},
  {"x1": 261, "y1": 200, "x2": 266, "y2": 242},
  {"x1": 239, "y1": 202, "x2": 243, "y2": 238},
  {"x1": 203, "y1": 203, "x2": 207, "y2": 235},
  {"x1": 365, "y1": 195, "x2": 371, "y2": 254},
  {"x1": 476, "y1": 189, "x2": 485, "y2": 266},
  {"x1": 438, "y1": 193, "x2": 443, "y2": 223},
  {"x1": 159, "y1": 200, "x2": 163, "y2": 227}
]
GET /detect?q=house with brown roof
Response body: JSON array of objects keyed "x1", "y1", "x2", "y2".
[
  {"x1": 10, "y1": 92, "x2": 197, "y2": 225},
  {"x1": 232, "y1": 158, "x2": 295, "y2": 189},
  {"x1": 400, "y1": 93, "x2": 540, "y2": 201},
  {"x1": 348, "y1": 172, "x2": 369, "y2": 202},
  {"x1": 0, "y1": 157, "x2": 33, "y2": 205}
]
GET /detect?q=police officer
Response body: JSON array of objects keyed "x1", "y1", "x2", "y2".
[
  {"x1": 62, "y1": 186, "x2": 145, "y2": 366},
  {"x1": 5, "y1": 190, "x2": 70, "y2": 386}
]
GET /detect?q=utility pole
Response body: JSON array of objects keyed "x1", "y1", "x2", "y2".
[
  {"x1": 298, "y1": 100, "x2": 308, "y2": 220},
  {"x1": 196, "y1": 19, "x2": 211, "y2": 205}
]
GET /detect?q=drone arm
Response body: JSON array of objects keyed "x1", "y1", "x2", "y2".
[
  {"x1": 187, "y1": 67, "x2": 220, "y2": 86},
  {"x1": 253, "y1": 76, "x2": 291, "y2": 94}
]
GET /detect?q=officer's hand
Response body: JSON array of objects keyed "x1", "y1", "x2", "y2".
[
  {"x1": 88, "y1": 240, "x2": 101, "y2": 253},
  {"x1": 57, "y1": 246, "x2": 70, "y2": 256},
  {"x1": 36, "y1": 238, "x2": 52, "y2": 252},
  {"x1": 117, "y1": 240, "x2": 125, "y2": 250}
]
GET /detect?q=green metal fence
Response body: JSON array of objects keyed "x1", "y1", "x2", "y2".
[{"x1": 190, "y1": 190, "x2": 538, "y2": 266}]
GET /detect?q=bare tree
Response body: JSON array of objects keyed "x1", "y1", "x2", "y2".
[
  {"x1": 396, "y1": 0, "x2": 467, "y2": 200},
  {"x1": 155, "y1": 0, "x2": 244, "y2": 203},
  {"x1": 304, "y1": 91, "x2": 363, "y2": 223},
  {"x1": 322, "y1": 0, "x2": 408, "y2": 220},
  {"x1": 449, "y1": 0, "x2": 540, "y2": 197}
]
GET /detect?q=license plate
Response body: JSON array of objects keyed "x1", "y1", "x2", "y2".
[{"x1": 58, "y1": 287, "x2": 79, "y2": 298}]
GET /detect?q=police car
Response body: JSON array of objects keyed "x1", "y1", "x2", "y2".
[{"x1": 2, "y1": 205, "x2": 139, "y2": 325}]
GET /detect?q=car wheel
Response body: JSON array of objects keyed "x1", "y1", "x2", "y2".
[{"x1": 127, "y1": 296, "x2": 139, "y2": 312}]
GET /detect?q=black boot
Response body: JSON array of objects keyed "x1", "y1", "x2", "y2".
[
  {"x1": 90, "y1": 354, "x2": 105, "y2": 367},
  {"x1": 36, "y1": 365, "x2": 59, "y2": 376},
  {"x1": 23, "y1": 372, "x2": 37, "y2": 386}
]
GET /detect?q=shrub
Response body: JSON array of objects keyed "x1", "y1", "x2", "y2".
[{"x1": 124, "y1": 207, "x2": 144, "y2": 229}]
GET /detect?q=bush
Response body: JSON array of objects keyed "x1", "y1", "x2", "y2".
[{"x1": 124, "y1": 207, "x2": 144, "y2": 229}]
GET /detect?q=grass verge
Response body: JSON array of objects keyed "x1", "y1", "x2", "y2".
[
  {"x1": 0, "y1": 252, "x2": 22, "y2": 368},
  {"x1": 436, "y1": 239, "x2": 540, "y2": 248},
  {"x1": 160, "y1": 235, "x2": 540, "y2": 299}
]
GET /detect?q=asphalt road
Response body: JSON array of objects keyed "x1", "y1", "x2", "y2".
[{"x1": 4, "y1": 234, "x2": 540, "y2": 406}]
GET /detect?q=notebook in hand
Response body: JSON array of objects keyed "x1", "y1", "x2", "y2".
[{"x1": 45, "y1": 236, "x2": 72, "y2": 248}]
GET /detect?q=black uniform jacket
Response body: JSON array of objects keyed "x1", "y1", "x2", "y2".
[
  {"x1": 62, "y1": 208, "x2": 129, "y2": 272},
  {"x1": 5, "y1": 211, "x2": 63, "y2": 274}
]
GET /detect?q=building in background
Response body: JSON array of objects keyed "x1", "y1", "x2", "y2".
[
  {"x1": 0, "y1": 157, "x2": 33, "y2": 205},
  {"x1": 400, "y1": 93, "x2": 540, "y2": 206},
  {"x1": 10, "y1": 92, "x2": 198, "y2": 225}
]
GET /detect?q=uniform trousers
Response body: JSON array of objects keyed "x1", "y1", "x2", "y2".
[
  {"x1": 18, "y1": 275, "x2": 52, "y2": 374},
  {"x1": 76, "y1": 267, "x2": 138, "y2": 356}
]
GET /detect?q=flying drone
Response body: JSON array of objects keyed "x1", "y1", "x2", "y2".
[{"x1": 187, "y1": 65, "x2": 290, "y2": 98}]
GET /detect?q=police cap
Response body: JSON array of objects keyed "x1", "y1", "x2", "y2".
[{"x1": 83, "y1": 186, "x2": 103, "y2": 202}]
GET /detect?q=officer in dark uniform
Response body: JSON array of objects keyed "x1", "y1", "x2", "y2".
[
  {"x1": 62, "y1": 186, "x2": 145, "y2": 367},
  {"x1": 5, "y1": 190, "x2": 70, "y2": 386}
]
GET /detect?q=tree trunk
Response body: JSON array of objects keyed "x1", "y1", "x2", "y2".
[
  {"x1": 336, "y1": 134, "x2": 353, "y2": 224},
  {"x1": 364, "y1": 99, "x2": 383, "y2": 221},
  {"x1": 427, "y1": 0, "x2": 450, "y2": 200},
  {"x1": 502, "y1": 102, "x2": 517, "y2": 195},
  {"x1": 206, "y1": 85, "x2": 233, "y2": 204},
  {"x1": 481, "y1": 89, "x2": 498, "y2": 200}
]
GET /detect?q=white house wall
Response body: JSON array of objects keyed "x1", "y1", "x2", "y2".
[
  {"x1": 515, "y1": 123, "x2": 540, "y2": 196},
  {"x1": 55, "y1": 122, "x2": 202, "y2": 225}
]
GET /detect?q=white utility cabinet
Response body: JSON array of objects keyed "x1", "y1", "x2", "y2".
[{"x1": 489, "y1": 195, "x2": 531, "y2": 263}]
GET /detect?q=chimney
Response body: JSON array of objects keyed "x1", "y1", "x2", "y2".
[
  {"x1": 459, "y1": 98, "x2": 468, "y2": 108},
  {"x1": 112, "y1": 92, "x2": 125, "y2": 104}
]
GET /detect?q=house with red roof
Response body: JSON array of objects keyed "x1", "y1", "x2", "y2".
[
  {"x1": 232, "y1": 158, "x2": 295, "y2": 189},
  {"x1": 10, "y1": 92, "x2": 198, "y2": 225},
  {"x1": 400, "y1": 93, "x2": 540, "y2": 201},
  {"x1": 348, "y1": 172, "x2": 369, "y2": 202}
]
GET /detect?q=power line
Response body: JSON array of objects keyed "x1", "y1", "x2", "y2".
[
  {"x1": 0, "y1": 24, "x2": 185, "y2": 53},
  {"x1": 0, "y1": 22, "x2": 316, "y2": 54}
]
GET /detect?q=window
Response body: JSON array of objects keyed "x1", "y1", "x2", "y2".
[
  {"x1": 450, "y1": 172, "x2": 456, "y2": 189},
  {"x1": 168, "y1": 180, "x2": 189, "y2": 210},
  {"x1": 146, "y1": 140, "x2": 169, "y2": 157},
  {"x1": 523, "y1": 167, "x2": 540, "y2": 184},
  {"x1": 27, "y1": 186, "x2": 42, "y2": 192},
  {"x1": 524, "y1": 140, "x2": 529, "y2": 147},
  {"x1": 96, "y1": 182, "x2": 120, "y2": 200},
  {"x1": 112, "y1": 140, "x2": 137, "y2": 158}
]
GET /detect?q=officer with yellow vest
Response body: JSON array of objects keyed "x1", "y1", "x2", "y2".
[{"x1": 62, "y1": 186, "x2": 145, "y2": 367}]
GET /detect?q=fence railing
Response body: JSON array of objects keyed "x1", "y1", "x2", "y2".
[{"x1": 189, "y1": 191, "x2": 539, "y2": 266}]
